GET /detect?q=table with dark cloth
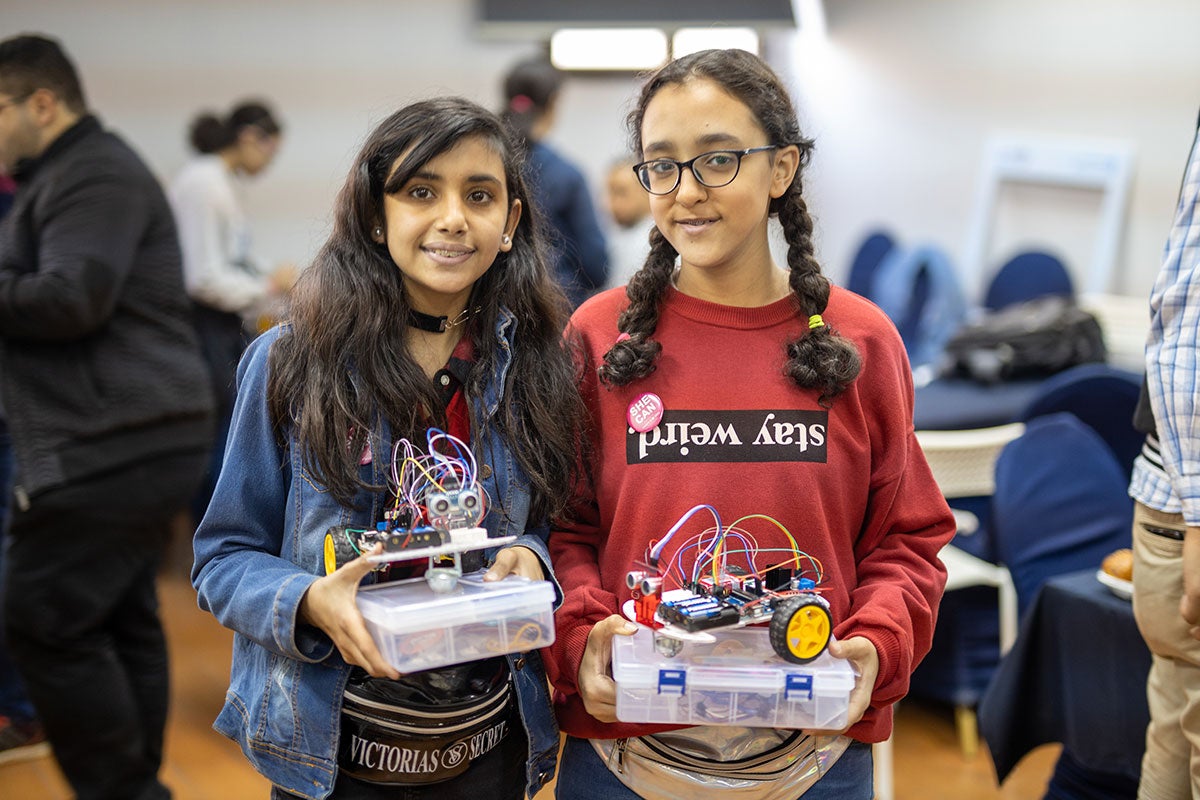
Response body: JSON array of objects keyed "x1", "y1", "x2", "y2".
[
  {"x1": 913, "y1": 375, "x2": 1044, "y2": 430},
  {"x1": 978, "y1": 569, "x2": 1150, "y2": 798}
]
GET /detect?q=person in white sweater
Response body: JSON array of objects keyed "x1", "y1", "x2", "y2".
[{"x1": 169, "y1": 100, "x2": 293, "y2": 522}]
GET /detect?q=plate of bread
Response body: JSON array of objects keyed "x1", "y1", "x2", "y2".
[{"x1": 1097, "y1": 548, "x2": 1133, "y2": 600}]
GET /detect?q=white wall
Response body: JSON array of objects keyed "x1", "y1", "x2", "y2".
[
  {"x1": 3, "y1": 0, "x2": 644, "y2": 270},
  {"x1": 780, "y1": 0, "x2": 1200, "y2": 299},
  {"x1": 5, "y1": 0, "x2": 1197, "y2": 302}
]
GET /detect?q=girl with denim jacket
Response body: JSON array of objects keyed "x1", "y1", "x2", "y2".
[{"x1": 192, "y1": 97, "x2": 586, "y2": 800}]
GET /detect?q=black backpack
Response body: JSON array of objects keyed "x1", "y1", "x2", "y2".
[{"x1": 941, "y1": 295, "x2": 1106, "y2": 383}]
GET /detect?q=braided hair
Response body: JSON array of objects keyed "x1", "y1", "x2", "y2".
[{"x1": 599, "y1": 49, "x2": 860, "y2": 406}]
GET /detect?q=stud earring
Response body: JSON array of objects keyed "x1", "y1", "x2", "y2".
[
  {"x1": 501, "y1": 234, "x2": 511, "y2": 245},
  {"x1": 373, "y1": 226, "x2": 383, "y2": 239}
]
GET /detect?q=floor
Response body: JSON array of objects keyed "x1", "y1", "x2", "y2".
[{"x1": 0, "y1": 569, "x2": 1060, "y2": 800}]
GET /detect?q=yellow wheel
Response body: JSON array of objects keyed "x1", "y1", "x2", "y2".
[
  {"x1": 769, "y1": 595, "x2": 832, "y2": 664},
  {"x1": 323, "y1": 531, "x2": 338, "y2": 575},
  {"x1": 323, "y1": 526, "x2": 361, "y2": 575}
]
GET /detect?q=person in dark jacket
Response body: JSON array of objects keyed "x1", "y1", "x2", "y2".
[
  {"x1": 502, "y1": 56, "x2": 609, "y2": 309},
  {"x1": 0, "y1": 169, "x2": 46, "y2": 765},
  {"x1": 0, "y1": 34, "x2": 213, "y2": 799}
]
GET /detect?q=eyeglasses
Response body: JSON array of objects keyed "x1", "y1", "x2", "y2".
[
  {"x1": 0, "y1": 92, "x2": 31, "y2": 114},
  {"x1": 633, "y1": 145, "x2": 779, "y2": 195}
]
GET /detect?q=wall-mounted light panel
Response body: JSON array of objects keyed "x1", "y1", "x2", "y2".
[
  {"x1": 672, "y1": 27, "x2": 760, "y2": 58},
  {"x1": 550, "y1": 28, "x2": 669, "y2": 71},
  {"x1": 480, "y1": 0, "x2": 790, "y2": 72},
  {"x1": 478, "y1": 0, "x2": 795, "y2": 33}
]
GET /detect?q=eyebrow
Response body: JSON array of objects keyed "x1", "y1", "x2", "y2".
[
  {"x1": 408, "y1": 170, "x2": 502, "y2": 186},
  {"x1": 643, "y1": 131, "x2": 743, "y2": 156}
]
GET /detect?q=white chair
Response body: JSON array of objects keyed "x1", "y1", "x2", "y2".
[
  {"x1": 913, "y1": 423, "x2": 1024, "y2": 759},
  {"x1": 872, "y1": 423, "x2": 1023, "y2": 798},
  {"x1": 874, "y1": 732, "x2": 894, "y2": 800}
]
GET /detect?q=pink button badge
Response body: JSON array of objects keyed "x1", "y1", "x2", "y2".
[{"x1": 627, "y1": 392, "x2": 664, "y2": 433}]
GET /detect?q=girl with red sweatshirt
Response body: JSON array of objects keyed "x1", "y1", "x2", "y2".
[{"x1": 547, "y1": 49, "x2": 956, "y2": 799}]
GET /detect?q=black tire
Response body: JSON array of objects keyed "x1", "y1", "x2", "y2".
[
  {"x1": 324, "y1": 526, "x2": 363, "y2": 575},
  {"x1": 769, "y1": 595, "x2": 833, "y2": 664}
]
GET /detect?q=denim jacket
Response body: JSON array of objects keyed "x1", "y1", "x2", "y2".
[{"x1": 192, "y1": 313, "x2": 561, "y2": 800}]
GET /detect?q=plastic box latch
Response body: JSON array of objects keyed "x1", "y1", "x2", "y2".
[
  {"x1": 785, "y1": 673, "x2": 814, "y2": 702},
  {"x1": 657, "y1": 669, "x2": 687, "y2": 696}
]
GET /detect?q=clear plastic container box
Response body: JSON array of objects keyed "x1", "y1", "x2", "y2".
[
  {"x1": 355, "y1": 572, "x2": 555, "y2": 673},
  {"x1": 612, "y1": 626, "x2": 855, "y2": 729}
]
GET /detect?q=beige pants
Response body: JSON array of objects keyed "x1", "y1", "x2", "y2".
[{"x1": 1133, "y1": 502, "x2": 1200, "y2": 800}]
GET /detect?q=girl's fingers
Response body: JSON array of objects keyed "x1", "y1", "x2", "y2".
[
  {"x1": 579, "y1": 673, "x2": 618, "y2": 721},
  {"x1": 341, "y1": 544, "x2": 383, "y2": 581},
  {"x1": 827, "y1": 636, "x2": 879, "y2": 727},
  {"x1": 485, "y1": 546, "x2": 544, "y2": 581},
  {"x1": 577, "y1": 616, "x2": 637, "y2": 722},
  {"x1": 344, "y1": 619, "x2": 399, "y2": 679},
  {"x1": 484, "y1": 547, "x2": 519, "y2": 581},
  {"x1": 591, "y1": 614, "x2": 638, "y2": 649},
  {"x1": 315, "y1": 546, "x2": 399, "y2": 677},
  {"x1": 584, "y1": 700, "x2": 617, "y2": 722},
  {"x1": 333, "y1": 618, "x2": 398, "y2": 678}
]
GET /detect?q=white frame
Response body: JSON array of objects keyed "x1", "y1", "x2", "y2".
[{"x1": 962, "y1": 137, "x2": 1135, "y2": 300}]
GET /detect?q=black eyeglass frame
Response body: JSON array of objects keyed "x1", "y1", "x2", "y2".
[{"x1": 632, "y1": 145, "x2": 781, "y2": 195}]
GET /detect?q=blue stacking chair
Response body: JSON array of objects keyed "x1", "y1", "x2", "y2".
[
  {"x1": 871, "y1": 244, "x2": 967, "y2": 370},
  {"x1": 845, "y1": 229, "x2": 896, "y2": 298},
  {"x1": 1017, "y1": 363, "x2": 1143, "y2": 479},
  {"x1": 992, "y1": 413, "x2": 1134, "y2": 618},
  {"x1": 984, "y1": 250, "x2": 1075, "y2": 312}
]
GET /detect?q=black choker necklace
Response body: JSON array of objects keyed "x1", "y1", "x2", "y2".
[{"x1": 406, "y1": 307, "x2": 473, "y2": 333}]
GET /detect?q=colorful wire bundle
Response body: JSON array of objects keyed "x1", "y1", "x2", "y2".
[
  {"x1": 644, "y1": 506, "x2": 823, "y2": 593},
  {"x1": 385, "y1": 428, "x2": 488, "y2": 527}
]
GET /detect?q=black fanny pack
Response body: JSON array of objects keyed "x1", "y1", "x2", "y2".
[{"x1": 338, "y1": 671, "x2": 517, "y2": 785}]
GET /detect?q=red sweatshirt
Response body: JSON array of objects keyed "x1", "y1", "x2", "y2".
[{"x1": 547, "y1": 284, "x2": 955, "y2": 743}]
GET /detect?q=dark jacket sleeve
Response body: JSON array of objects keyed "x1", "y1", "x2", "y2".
[
  {"x1": 0, "y1": 167, "x2": 149, "y2": 340},
  {"x1": 564, "y1": 169, "x2": 609, "y2": 291}
]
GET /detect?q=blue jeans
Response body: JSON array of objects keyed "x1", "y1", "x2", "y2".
[
  {"x1": 0, "y1": 421, "x2": 36, "y2": 723},
  {"x1": 555, "y1": 735, "x2": 874, "y2": 800}
]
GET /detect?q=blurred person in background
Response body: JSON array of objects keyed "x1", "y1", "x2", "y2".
[
  {"x1": 601, "y1": 156, "x2": 652, "y2": 290},
  {"x1": 0, "y1": 33, "x2": 213, "y2": 798},
  {"x1": 502, "y1": 55, "x2": 608, "y2": 308},
  {"x1": 0, "y1": 168, "x2": 46, "y2": 767},
  {"x1": 169, "y1": 100, "x2": 294, "y2": 523}
]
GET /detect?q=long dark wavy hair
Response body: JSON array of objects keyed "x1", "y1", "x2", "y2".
[
  {"x1": 599, "y1": 49, "x2": 861, "y2": 405},
  {"x1": 267, "y1": 97, "x2": 584, "y2": 521}
]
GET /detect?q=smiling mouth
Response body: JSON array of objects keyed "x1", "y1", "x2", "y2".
[
  {"x1": 423, "y1": 246, "x2": 474, "y2": 257},
  {"x1": 677, "y1": 218, "x2": 718, "y2": 230}
]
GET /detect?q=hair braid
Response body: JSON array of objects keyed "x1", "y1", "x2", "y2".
[
  {"x1": 598, "y1": 228, "x2": 676, "y2": 386},
  {"x1": 778, "y1": 180, "x2": 861, "y2": 405}
]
